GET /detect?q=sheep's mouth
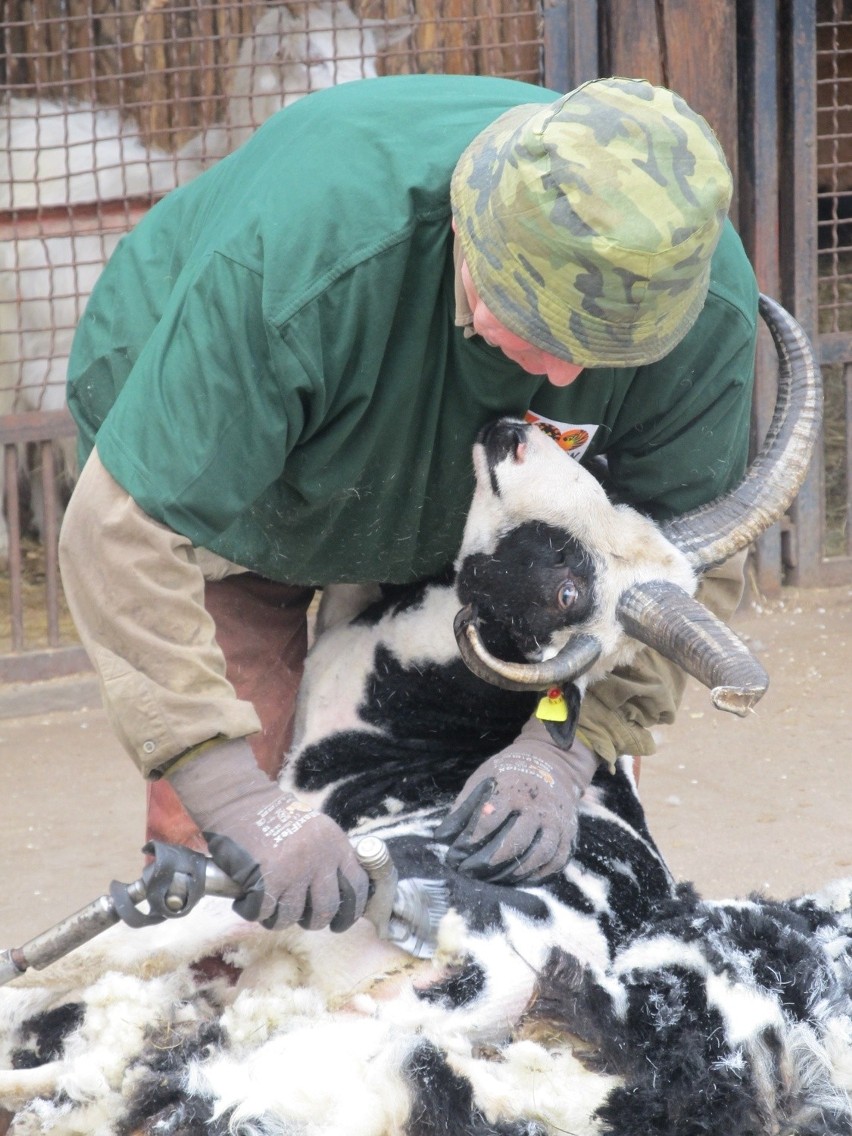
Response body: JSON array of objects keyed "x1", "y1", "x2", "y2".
[
  {"x1": 459, "y1": 604, "x2": 552, "y2": 664},
  {"x1": 476, "y1": 419, "x2": 529, "y2": 495}
]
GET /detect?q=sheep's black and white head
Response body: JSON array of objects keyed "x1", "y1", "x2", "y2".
[
  {"x1": 456, "y1": 516, "x2": 597, "y2": 661},
  {"x1": 454, "y1": 296, "x2": 823, "y2": 716},
  {"x1": 455, "y1": 418, "x2": 695, "y2": 688}
]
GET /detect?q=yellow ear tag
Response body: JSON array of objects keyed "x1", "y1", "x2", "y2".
[{"x1": 535, "y1": 687, "x2": 568, "y2": 723}]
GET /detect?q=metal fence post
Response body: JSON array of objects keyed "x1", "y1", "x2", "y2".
[
  {"x1": 544, "y1": 0, "x2": 599, "y2": 93},
  {"x1": 738, "y1": 0, "x2": 783, "y2": 594},
  {"x1": 781, "y1": 0, "x2": 825, "y2": 585}
]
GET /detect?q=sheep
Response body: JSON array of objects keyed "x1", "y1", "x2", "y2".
[
  {"x1": 0, "y1": 100, "x2": 179, "y2": 553},
  {"x1": 173, "y1": 2, "x2": 412, "y2": 175},
  {"x1": 1, "y1": 297, "x2": 843, "y2": 1136},
  {"x1": 0, "y1": 1, "x2": 408, "y2": 561}
]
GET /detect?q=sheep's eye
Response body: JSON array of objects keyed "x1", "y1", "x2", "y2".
[{"x1": 557, "y1": 579, "x2": 579, "y2": 610}]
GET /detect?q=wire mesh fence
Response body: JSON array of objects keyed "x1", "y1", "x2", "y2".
[{"x1": 817, "y1": 0, "x2": 852, "y2": 563}]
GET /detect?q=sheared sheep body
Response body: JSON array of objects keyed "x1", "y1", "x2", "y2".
[{"x1": 2, "y1": 418, "x2": 847, "y2": 1136}]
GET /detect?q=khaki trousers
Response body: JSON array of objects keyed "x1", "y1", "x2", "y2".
[{"x1": 145, "y1": 576, "x2": 314, "y2": 848}]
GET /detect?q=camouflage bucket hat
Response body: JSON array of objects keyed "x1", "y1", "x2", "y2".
[{"x1": 450, "y1": 77, "x2": 733, "y2": 368}]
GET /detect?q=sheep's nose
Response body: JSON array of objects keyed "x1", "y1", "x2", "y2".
[{"x1": 479, "y1": 419, "x2": 528, "y2": 464}]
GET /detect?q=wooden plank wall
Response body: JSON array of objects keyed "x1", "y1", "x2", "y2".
[{"x1": 597, "y1": 0, "x2": 739, "y2": 224}]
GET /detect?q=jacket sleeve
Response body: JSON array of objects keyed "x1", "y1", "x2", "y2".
[
  {"x1": 58, "y1": 449, "x2": 262, "y2": 777},
  {"x1": 577, "y1": 549, "x2": 748, "y2": 763}
]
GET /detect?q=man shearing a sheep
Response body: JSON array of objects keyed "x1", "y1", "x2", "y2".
[{"x1": 58, "y1": 75, "x2": 757, "y2": 936}]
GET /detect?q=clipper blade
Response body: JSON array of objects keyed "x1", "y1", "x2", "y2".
[{"x1": 387, "y1": 877, "x2": 450, "y2": 959}]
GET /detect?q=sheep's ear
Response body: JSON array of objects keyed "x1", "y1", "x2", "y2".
[
  {"x1": 540, "y1": 684, "x2": 580, "y2": 750},
  {"x1": 364, "y1": 17, "x2": 413, "y2": 50}
]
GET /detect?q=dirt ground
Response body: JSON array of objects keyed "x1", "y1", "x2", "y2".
[{"x1": 0, "y1": 583, "x2": 850, "y2": 953}]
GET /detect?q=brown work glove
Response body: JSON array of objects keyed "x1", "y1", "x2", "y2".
[
  {"x1": 434, "y1": 717, "x2": 598, "y2": 884},
  {"x1": 165, "y1": 738, "x2": 369, "y2": 931}
]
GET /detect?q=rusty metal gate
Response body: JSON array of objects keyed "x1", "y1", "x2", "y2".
[{"x1": 1, "y1": 0, "x2": 849, "y2": 683}]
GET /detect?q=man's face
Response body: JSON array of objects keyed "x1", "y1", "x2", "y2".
[{"x1": 460, "y1": 259, "x2": 584, "y2": 388}]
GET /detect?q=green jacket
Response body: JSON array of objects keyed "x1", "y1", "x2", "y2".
[
  {"x1": 66, "y1": 74, "x2": 758, "y2": 764},
  {"x1": 69, "y1": 73, "x2": 757, "y2": 590}
]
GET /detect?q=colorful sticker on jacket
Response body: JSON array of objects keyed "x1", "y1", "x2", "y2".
[{"x1": 524, "y1": 411, "x2": 598, "y2": 460}]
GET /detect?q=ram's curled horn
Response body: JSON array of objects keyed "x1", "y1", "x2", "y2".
[
  {"x1": 453, "y1": 606, "x2": 601, "y2": 692},
  {"x1": 660, "y1": 294, "x2": 823, "y2": 571},
  {"x1": 616, "y1": 579, "x2": 768, "y2": 716},
  {"x1": 612, "y1": 295, "x2": 821, "y2": 716}
]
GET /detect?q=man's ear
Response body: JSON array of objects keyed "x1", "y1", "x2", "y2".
[{"x1": 451, "y1": 217, "x2": 457, "y2": 234}]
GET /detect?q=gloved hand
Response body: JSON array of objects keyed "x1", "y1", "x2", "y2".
[
  {"x1": 434, "y1": 717, "x2": 598, "y2": 884},
  {"x1": 165, "y1": 737, "x2": 369, "y2": 931}
]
